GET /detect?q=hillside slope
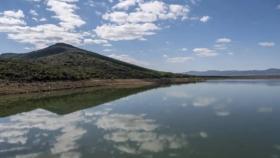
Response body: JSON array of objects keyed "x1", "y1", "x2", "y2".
[{"x1": 0, "y1": 43, "x2": 187, "y2": 81}]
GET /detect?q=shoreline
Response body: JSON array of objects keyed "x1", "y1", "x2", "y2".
[{"x1": 0, "y1": 78, "x2": 202, "y2": 95}]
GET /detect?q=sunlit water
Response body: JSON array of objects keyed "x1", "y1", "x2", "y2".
[{"x1": 1, "y1": 80, "x2": 280, "y2": 158}]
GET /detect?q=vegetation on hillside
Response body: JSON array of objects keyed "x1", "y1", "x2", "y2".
[{"x1": 0, "y1": 43, "x2": 188, "y2": 81}]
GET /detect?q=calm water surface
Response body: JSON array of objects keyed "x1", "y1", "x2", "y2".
[{"x1": 0, "y1": 80, "x2": 280, "y2": 158}]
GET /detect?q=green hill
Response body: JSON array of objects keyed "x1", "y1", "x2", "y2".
[{"x1": 0, "y1": 43, "x2": 188, "y2": 81}]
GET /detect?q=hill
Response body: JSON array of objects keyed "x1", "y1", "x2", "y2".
[
  {"x1": 187, "y1": 69, "x2": 280, "y2": 77},
  {"x1": 0, "y1": 43, "x2": 187, "y2": 81}
]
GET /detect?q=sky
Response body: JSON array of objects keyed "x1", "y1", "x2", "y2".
[{"x1": 0, "y1": 0, "x2": 279, "y2": 72}]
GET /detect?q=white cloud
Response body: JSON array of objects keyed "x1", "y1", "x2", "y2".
[
  {"x1": 166, "y1": 56, "x2": 193, "y2": 63},
  {"x1": 6, "y1": 24, "x2": 84, "y2": 48},
  {"x1": 216, "y1": 38, "x2": 231, "y2": 43},
  {"x1": 227, "y1": 52, "x2": 234, "y2": 55},
  {"x1": 108, "y1": 53, "x2": 150, "y2": 66},
  {"x1": 139, "y1": 1, "x2": 167, "y2": 15},
  {"x1": 181, "y1": 48, "x2": 188, "y2": 51},
  {"x1": 2, "y1": 10, "x2": 25, "y2": 18},
  {"x1": 103, "y1": 43, "x2": 112, "y2": 47},
  {"x1": 200, "y1": 16, "x2": 210, "y2": 23},
  {"x1": 96, "y1": 0, "x2": 190, "y2": 41},
  {"x1": 0, "y1": 1, "x2": 90, "y2": 48},
  {"x1": 102, "y1": 11, "x2": 128, "y2": 24},
  {"x1": 139, "y1": 2, "x2": 189, "y2": 20},
  {"x1": 193, "y1": 48, "x2": 218, "y2": 57},
  {"x1": 0, "y1": 0, "x2": 201, "y2": 48},
  {"x1": 113, "y1": 0, "x2": 138, "y2": 10},
  {"x1": 214, "y1": 44, "x2": 227, "y2": 50},
  {"x1": 277, "y1": 4, "x2": 280, "y2": 9},
  {"x1": 0, "y1": 10, "x2": 26, "y2": 26},
  {"x1": 39, "y1": 17, "x2": 47, "y2": 22},
  {"x1": 164, "y1": 4, "x2": 189, "y2": 20},
  {"x1": 213, "y1": 38, "x2": 232, "y2": 51},
  {"x1": 29, "y1": 9, "x2": 38, "y2": 17},
  {"x1": 128, "y1": 11, "x2": 158, "y2": 23},
  {"x1": 95, "y1": 23, "x2": 159, "y2": 41},
  {"x1": 84, "y1": 39, "x2": 108, "y2": 45},
  {"x1": 258, "y1": 42, "x2": 275, "y2": 47},
  {"x1": 103, "y1": 48, "x2": 113, "y2": 52},
  {"x1": 46, "y1": 0, "x2": 85, "y2": 30},
  {"x1": 189, "y1": 0, "x2": 200, "y2": 5}
]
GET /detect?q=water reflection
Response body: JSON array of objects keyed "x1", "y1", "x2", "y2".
[
  {"x1": 97, "y1": 112, "x2": 187, "y2": 154},
  {"x1": 0, "y1": 107, "x2": 189, "y2": 157},
  {"x1": 0, "y1": 79, "x2": 280, "y2": 158},
  {"x1": 193, "y1": 97, "x2": 216, "y2": 107},
  {"x1": 0, "y1": 86, "x2": 154, "y2": 117},
  {"x1": 0, "y1": 109, "x2": 87, "y2": 157}
]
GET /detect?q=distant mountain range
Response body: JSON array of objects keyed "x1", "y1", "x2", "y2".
[
  {"x1": 187, "y1": 69, "x2": 280, "y2": 77},
  {"x1": 0, "y1": 43, "x2": 187, "y2": 81}
]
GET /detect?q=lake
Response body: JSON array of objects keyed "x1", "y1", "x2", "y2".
[{"x1": 0, "y1": 79, "x2": 280, "y2": 158}]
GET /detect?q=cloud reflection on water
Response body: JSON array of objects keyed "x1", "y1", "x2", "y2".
[
  {"x1": 0, "y1": 108, "x2": 189, "y2": 157},
  {"x1": 96, "y1": 111, "x2": 188, "y2": 154}
]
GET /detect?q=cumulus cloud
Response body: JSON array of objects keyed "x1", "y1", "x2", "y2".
[
  {"x1": 216, "y1": 38, "x2": 231, "y2": 43},
  {"x1": 213, "y1": 44, "x2": 227, "y2": 50},
  {"x1": 95, "y1": 23, "x2": 159, "y2": 41},
  {"x1": 212, "y1": 37, "x2": 232, "y2": 51},
  {"x1": 102, "y1": 11, "x2": 129, "y2": 24},
  {"x1": 189, "y1": 0, "x2": 200, "y2": 5},
  {"x1": 166, "y1": 56, "x2": 193, "y2": 63},
  {"x1": 0, "y1": 10, "x2": 25, "y2": 26},
  {"x1": 113, "y1": 0, "x2": 138, "y2": 10},
  {"x1": 39, "y1": 17, "x2": 47, "y2": 22},
  {"x1": 108, "y1": 53, "x2": 150, "y2": 66},
  {"x1": 6, "y1": 24, "x2": 84, "y2": 48},
  {"x1": 200, "y1": 16, "x2": 210, "y2": 23},
  {"x1": 84, "y1": 38, "x2": 108, "y2": 45},
  {"x1": 193, "y1": 48, "x2": 217, "y2": 57},
  {"x1": 258, "y1": 42, "x2": 275, "y2": 47},
  {"x1": 0, "y1": 1, "x2": 88, "y2": 48},
  {"x1": 0, "y1": 0, "x2": 205, "y2": 48},
  {"x1": 46, "y1": 0, "x2": 85, "y2": 30},
  {"x1": 29, "y1": 9, "x2": 38, "y2": 17},
  {"x1": 128, "y1": 11, "x2": 158, "y2": 23},
  {"x1": 95, "y1": 0, "x2": 190, "y2": 41}
]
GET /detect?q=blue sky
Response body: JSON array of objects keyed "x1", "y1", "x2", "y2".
[{"x1": 0, "y1": 0, "x2": 279, "y2": 72}]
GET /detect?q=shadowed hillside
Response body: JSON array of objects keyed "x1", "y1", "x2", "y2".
[{"x1": 0, "y1": 43, "x2": 188, "y2": 81}]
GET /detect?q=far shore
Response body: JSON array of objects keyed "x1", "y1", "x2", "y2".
[{"x1": 0, "y1": 78, "x2": 202, "y2": 95}]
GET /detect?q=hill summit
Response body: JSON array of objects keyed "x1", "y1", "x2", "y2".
[{"x1": 0, "y1": 43, "x2": 186, "y2": 81}]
